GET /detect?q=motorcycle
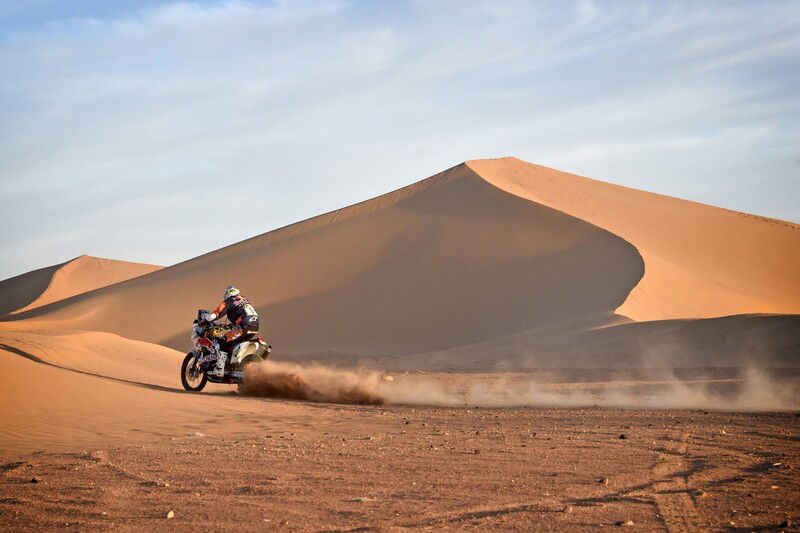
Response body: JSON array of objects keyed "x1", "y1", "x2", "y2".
[{"x1": 180, "y1": 309, "x2": 271, "y2": 392}]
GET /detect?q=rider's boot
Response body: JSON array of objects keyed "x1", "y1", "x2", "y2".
[{"x1": 208, "y1": 343, "x2": 226, "y2": 378}]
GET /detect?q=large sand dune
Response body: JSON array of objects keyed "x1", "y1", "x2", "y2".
[
  {"x1": 3, "y1": 158, "x2": 799, "y2": 368},
  {"x1": 0, "y1": 255, "x2": 161, "y2": 316}
]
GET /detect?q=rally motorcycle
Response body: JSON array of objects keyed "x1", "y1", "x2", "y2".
[{"x1": 180, "y1": 309, "x2": 271, "y2": 392}]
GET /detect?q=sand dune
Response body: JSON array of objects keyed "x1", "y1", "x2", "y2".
[
  {"x1": 0, "y1": 343, "x2": 180, "y2": 454},
  {"x1": 470, "y1": 158, "x2": 800, "y2": 320},
  {"x1": 0, "y1": 255, "x2": 162, "y2": 316},
  {"x1": 4, "y1": 163, "x2": 643, "y2": 355},
  {"x1": 3, "y1": 158, "x2": 798, "y2": 369},
  {"x1": 0, "y1": 325, "x2": 179, "y2": 387},
  {"x1": 0, "y1": 336, "x2": 316, "y2": 455}
]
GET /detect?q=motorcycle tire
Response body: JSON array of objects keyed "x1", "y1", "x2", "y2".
[
  {"x1": 181, "y1": 351, "x2": 208, "y2": 392},
  {"x1": 236, "y1": 354, "x2": 262, "y2": 394}
]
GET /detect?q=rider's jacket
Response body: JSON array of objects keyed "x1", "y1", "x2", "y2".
[{"x1": 212, "y1": 294, "x2": 259, "y2": 330}]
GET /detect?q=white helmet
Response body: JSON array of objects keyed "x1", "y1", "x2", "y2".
[{"x1": 224, "y1": 285, "x2": 240, "y2": 299}]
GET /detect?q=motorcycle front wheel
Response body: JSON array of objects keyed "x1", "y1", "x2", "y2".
[{"x1": 181, "y1": 351, "x2": 208, "y2": 392}]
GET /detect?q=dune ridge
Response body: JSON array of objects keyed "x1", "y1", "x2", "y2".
[{"x1": 469, "y1": 157, "x2": 800, "y2": 320}]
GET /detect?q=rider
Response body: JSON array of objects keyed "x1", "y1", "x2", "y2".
[{"x1": 202, "y1": 285, "x2": 260, "y2": 378}]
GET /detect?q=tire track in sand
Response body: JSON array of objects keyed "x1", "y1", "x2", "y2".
[{"x1": 651, "y1": 430, "x2": 705, "y2": 532}]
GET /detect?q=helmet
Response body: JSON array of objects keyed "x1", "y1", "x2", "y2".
[{"x1": 224, "y1": 285, "x2": 240, "y2": 299}]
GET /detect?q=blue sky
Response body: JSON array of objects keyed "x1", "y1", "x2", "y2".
[{"x1": 1, "y1": 0, "x2": 798, "y2": 279}]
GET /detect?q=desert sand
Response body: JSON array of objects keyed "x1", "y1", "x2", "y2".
[
  {"x1": 0, "y1": 255, "x2": 161, "y2": 316},
  {"x1": 1, "y1": 157, "x2": 798, "y2": 530},
  {"x1": 470, "y1": 159, "x2": 800, "y2": 320}
]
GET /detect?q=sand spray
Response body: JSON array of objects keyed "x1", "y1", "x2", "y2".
[{"x1": 241, "y1": 360, "x2": 799, "y2": 410}]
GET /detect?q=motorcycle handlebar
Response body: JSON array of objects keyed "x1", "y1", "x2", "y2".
[{"x1": 198, "y1": 320, "x2": 233, "y2": 329}]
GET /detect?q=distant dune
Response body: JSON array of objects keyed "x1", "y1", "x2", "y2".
[
  {"x1": 3, "y1": 158, "x2": 798, "y2": 369},
  {"x1": 0, "y1": 255, "x2": 162, "y2": 316}
]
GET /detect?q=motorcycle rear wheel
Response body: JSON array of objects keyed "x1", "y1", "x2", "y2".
[
  {"x1": 181, "y1": 351, "x2": 208, "y2": 392},
  {"x1": 235, "y1": 354, "x2": 262, "y2": 394}
]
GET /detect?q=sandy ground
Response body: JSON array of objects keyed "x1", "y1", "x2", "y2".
[
  {"x1": 1, "y1": 337, "x2": 798, "y2": 531},
  {"x1": 1, "y1": 394, "x2": 798, "y2": 531}
]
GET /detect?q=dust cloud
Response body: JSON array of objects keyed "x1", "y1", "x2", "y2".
[
  {"x1": 241, "y1": 361, "x2": 799, "y2": 411},
  {"x1": 240, "y1": 361, "x2": 385, "y2": 405}
]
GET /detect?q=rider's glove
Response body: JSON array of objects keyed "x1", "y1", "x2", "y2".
[{"x1": 202, "y1": 312, "x2": 217, "y2": 321}]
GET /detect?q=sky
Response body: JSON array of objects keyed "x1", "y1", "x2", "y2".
[{"x1": 0, "y1": 0, "x2": 798, "y2": 279}]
